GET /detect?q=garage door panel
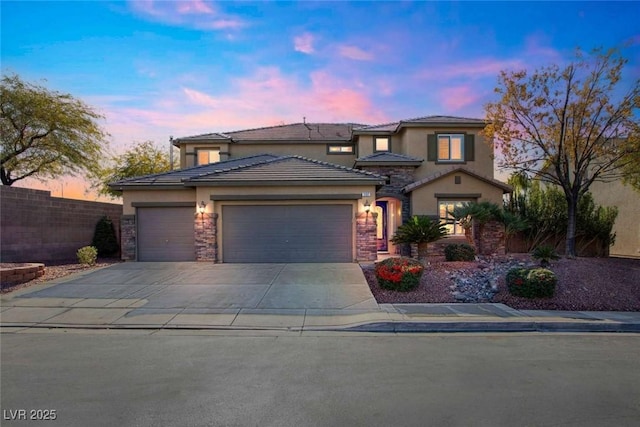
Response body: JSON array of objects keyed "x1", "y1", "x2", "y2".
[
  {"x1": 222, "y1": 205, "x2": 352, "y2": 263},
  {"x1": 138, "y1": 207, "x2": 196, "y2": 262}
]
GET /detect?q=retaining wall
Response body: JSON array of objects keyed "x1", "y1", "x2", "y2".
[{"x1": 0, "y1": 186, "x2": 122, "y2": 262}]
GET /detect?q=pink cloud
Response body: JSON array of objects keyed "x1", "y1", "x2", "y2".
[
  {"x1": 294, "y1": 33, "x2": 316, "y2": 54},
  {"x1": 418, "y1": 58, "x2": 526, "y2": 80},
  {"x1": 338, "y1": 45, "x2": 374, "y2": 61},
  {"x1": 128, "y1": 0, "x2": 246, "y2": 31},
  {"x1": 438, "y1": 85, "x2": 482, "y2": 112}
]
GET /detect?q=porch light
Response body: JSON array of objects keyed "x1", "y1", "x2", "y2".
[
  {"x1": 363, "y1": 199, "x2": 371, "y2": 214},
  {"x1": 198, "y1": 201, "x2": 206, "y2": 215}
]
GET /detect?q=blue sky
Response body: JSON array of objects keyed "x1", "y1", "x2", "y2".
[{"x1": 2, "y1": 1, "x2": 639, "y2": 199}]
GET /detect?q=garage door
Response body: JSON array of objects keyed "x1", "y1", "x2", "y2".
[
  {"x1": 137, "y1": 207, "x2": 196, "y2": 261},
  {"x1": 222, "y1": 205, "x2": 352, "y2": 263}
]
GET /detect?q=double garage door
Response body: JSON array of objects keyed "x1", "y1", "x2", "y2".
[
  {"x1": 137, "y1": 204, "x2": 353, "y2": 263},
  {"x1": 223, "y1": 205, "x2": 353, "y2": 263}
]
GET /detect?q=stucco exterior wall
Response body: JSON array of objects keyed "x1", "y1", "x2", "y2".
[
  {"x1": 400, "y1": 128, "x2": 494, "y2": 180},
  {"x1": 410, "y1": 174, "x2": 505, "y2": 215},
  {"x1": 122, "y1": 189, "x2": 196, "y2": 215},
  {"x1": 590, "y1": 179, "x2": 640, "y2": 259},
  {"x1": 228, "y1": 143, "x2": 355, "y2": 167}
]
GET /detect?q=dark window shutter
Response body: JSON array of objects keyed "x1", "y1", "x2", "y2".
[
  {"x1": 427, "y1": 134, "x2": 437, "y2": 161},
  {"x1": 464, "y1": 134, "x2": 475, "y2": 161}
]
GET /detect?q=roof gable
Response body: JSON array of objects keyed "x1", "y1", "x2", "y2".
[
  {"x1": 403, "y1": 167, "x2": 512, "y2": 193},
  {"x1": 186, "y1": 155, "x2": 386, "y2": 186},
  {"x1": 354, "y1": 152, "x2": 423, "y2": 166}
]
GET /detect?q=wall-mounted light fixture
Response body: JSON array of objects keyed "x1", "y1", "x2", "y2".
[
  {"x1": 198, "y1": 201, "x2": 206, "y2": 216},
  {"x1": 363, "y1": 199, "x2": 371, "y2": 215}
]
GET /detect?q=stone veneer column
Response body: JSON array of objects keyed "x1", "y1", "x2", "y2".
[
  {"x1": 469, "y1": 219, "x2": 506, "y2": 255},
  {"x1": 356, "y1": 212, "x2": 377, "y2": 261},
  {"x1": 194, "y1": 213, "x2": 218, "y2": 262},
  {"x1": 121, "y1": 215, "x2": 136, "y2": 261}
]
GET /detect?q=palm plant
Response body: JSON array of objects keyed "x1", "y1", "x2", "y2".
[
  {"x1": 531, "y1": 245, "x2": 560, "y2": 267},
  {"x1": 391, "y1": 216, "x2": 447, "y2": 259}
]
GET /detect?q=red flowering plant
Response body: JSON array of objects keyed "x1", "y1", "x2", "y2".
[
  {"x1": 374, "y1": 257, "x2": 424, "y2": 292},
  {"x1": 506, "y1": 267, "x2": 556, "y2": 298}
]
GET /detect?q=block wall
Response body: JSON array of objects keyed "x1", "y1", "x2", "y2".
[{"x1": 0, "y1": 186, "x2": 122, "y2": 262}]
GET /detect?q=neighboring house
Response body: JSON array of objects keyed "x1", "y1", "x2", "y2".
[
  {"x1": 589, "y1": 179, "x2": 640, "y2": 259},
  {"x1": 110, "y1": 115, "x2": 512, "y2": 262}
]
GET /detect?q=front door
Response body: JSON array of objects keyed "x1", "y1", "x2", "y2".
[{"x1": 375, "y1": 201, "x2": 388, "y2": 251}]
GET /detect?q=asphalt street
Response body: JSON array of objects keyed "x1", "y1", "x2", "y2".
[{"x1": 1, "y1": 331, "x2": 639, "y2": 426}]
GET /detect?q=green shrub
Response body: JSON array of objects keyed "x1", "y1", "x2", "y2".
[
  {"x1": 506, "y1": 267, "x2": 556, "y2": 298},
  {"x1": 444, "y1": 243, "x2": 476, "y2": 261},
  {"x1": 92, "y1": 216, "x2": 119, "y2": 257},
  {"x1": 77, "y1": 246, "x2": 98, "y2": 266},
  {"x1": 374, "y1": 257, "x2": 424, "y2": 292}
]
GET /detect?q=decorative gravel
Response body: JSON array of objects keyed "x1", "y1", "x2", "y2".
[{"x1": 363, "y1": 255, "x2": 640, "y2": 312}]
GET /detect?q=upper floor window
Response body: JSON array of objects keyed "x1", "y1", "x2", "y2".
[
  {"x1": 374, "y1": 137, "x2": 390, "y2": 152},
  {"x1": 196, "y1": 149, "x2": 220, "y2": 165},
  {"x1": 428, "y1": 133, "x2": 474, "y2": 162},
  {"x1": 328, "y1": 144, "x2": 354, "y2": 154},
  {"x1": 438, "y1": 134, "x2": 464, "y2": 161}
]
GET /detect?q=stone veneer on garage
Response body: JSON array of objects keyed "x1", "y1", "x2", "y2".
[
  {"x1": 356, "y1": 212, "x2": 378, "y2": 262},
  {"x1": 195, "y1": 213, "x2": 217, "y2": 262}
]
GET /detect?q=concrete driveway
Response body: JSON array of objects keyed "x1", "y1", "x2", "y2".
[{"x1": 1, "y1": 263, "x2": 385, "y2": 329}]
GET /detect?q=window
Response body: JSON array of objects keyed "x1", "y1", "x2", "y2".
[
  {"x1": 328, "y1": 144, "x2": 354, "y2": 154},
  {"x1": 438, "y1": 200, "x2": 469, "y2": 235},
  {"x1": 196, "y1": 149, "x2": 220, "y2": 165},
  {"x1": 374, "y1": 137, "x2": 390, "y2": 152},
  {"x1": 438, "y1": 134, "x2": 464, "y2": 161}
]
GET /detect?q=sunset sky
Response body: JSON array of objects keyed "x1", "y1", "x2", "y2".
[{"x1": 2, "y1": 1, "x2": 639, "y2": 201}]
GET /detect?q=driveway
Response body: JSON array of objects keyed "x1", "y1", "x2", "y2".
[{"x1": 1, "y1": 263, "x2": 383, "y2": 329}]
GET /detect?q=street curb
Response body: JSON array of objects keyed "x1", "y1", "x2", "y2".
[
  {"x1": 344, "y1": 321, "x2": 640, "y2": 333},
  {"x1": 3, "y1": 321, "x2": 640, "y2": 334}
]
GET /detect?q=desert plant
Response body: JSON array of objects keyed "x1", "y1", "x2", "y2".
[
  {"x1": 531, "y1": 245, "x2": 560, "y2": 267},
  {"x1": 77, "y1": 246, "x2": 98, "y2": 266},
  {"x1": 374, "y1": 257, "x2": 424, "y2": 292},
  {"x1": 506, "y1": 267, "x2": 556, "y2": 298},
  {"x1": 444, "y1": 243, "x2": 476, "y2": 261},
  {"x1": 92, "y1": 216, "x2": 119, "y2": 257},
  {"x1": 391, "y1": 216, "x2": 447, "y2": 259}
]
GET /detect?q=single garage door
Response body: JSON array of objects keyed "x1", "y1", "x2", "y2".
[
  {"x1": 137, "y1": 207, "x2": 196, "y2": 261},
  {"x1": 222, "y1": 205, "x2": 352, "y2": 263}
]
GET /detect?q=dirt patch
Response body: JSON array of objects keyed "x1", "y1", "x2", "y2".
[
  {"x1": 363, "y1": 255, "x2": 640, "y2": 312},
  {"x1": 1, "y1": 259, "x2": 121, "y2": 294}
]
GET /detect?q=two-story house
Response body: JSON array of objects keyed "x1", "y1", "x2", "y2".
[{"x1": 110, "y1": 115, "x2": 512, "y2": 262}]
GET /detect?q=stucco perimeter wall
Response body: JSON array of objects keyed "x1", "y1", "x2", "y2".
[
  {"x1": 590, "y1": 179, "x2": 640, "y2": 259},
  {"x1": 0, "y1": 186, "x2": 122, "y2": 262},
  {"x1": 410, "y1": 175, "x2": 504, "y2": 216}
]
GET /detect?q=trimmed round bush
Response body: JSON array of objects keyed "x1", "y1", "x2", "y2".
[
  {"x1": 77, "y1": 246, "x2": 98, "y2": 266},
  {"x1": 444, "y1": 243, "x2": 476, "y2": 261},
  {"x1": 374, "y1": 257, "x2": 424, "y2": 292},
  {"x1": 92, "y1": 216, "x2": 119, "y2": 257},
  {"x1": 506, "y1": 267, "x2": 556, "y2": 298}
]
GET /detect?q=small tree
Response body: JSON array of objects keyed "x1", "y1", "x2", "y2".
[
  {"x1": 92, "y1": 140, "x2": 171, "y2": 198},
  {"x1": 92, "y1": 216, "x2": 119, "y2": 257},
  {"x1": 1, "y1": 74, "x2": 108, "y2": 185},
  {"x1": 484, "y1": 48, "x2": 640, "y2": 257},
  {"x1": 391, "y1": 216, "x2": 447, "y2": 259}
]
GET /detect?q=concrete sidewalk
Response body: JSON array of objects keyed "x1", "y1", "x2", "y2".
[
  {"x1": 2, "y1": 261, "x2": 639, "y2": 334},
  {"x1": 2, "y1": 298, "x2": 639, "y2": 333}
]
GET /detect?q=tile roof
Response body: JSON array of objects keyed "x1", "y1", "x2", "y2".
[
  {"x1": 402, "y1": 167, "x2": 512, "y2": 193},
  {"x1": 186, "y1": 155, "x2": 386, "y2": 186},
  {"x1": 109, "y1": 154, "x2": 279, "y2": 188},
  {"x1": 354, "y1": 152, "x2": 423, "y2": 166},
  {"x1": 109, "y1": 154, "x2": 385, "y2": 189},
  {"x1": 355, "y1": 115, "x2": 487, "y2": 134}
]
